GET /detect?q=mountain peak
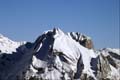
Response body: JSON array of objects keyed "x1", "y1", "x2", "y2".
[{"x1": 0, "y1": 28, "x2": 119, "y2": 80}]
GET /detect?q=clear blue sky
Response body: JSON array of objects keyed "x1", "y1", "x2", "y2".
[{"x1": 0, "y1": 0, "x2": 119, "y2": 49}]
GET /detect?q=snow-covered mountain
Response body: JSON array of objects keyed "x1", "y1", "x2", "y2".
[
  {"x1": 0, "y1": 28, "x2": 120, "y2": 80},
  {"x1": 0, "y1": 34, "x2": 25, "y2": 53}
]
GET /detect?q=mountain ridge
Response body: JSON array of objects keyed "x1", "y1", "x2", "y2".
[{"x1": 0, "y1": 28, "x2": 120, "y2": 80}]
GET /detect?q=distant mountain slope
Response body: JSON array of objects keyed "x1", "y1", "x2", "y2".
[
  {"x1": 0, "y1": 34, "x2": 25, "y2": 53},
  {"x1": 0, "y1": 28, "x2": 119, "y2": 80}
]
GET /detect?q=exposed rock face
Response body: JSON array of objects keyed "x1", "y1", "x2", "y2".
[
  {"x1": 97, "y1": 48, "x2": 120, "y2": 80},
  {"x1": 68, "y1": 32, "x2": 94, "y2": 49},
  {"x1": 0, "y1": 28, "x2": 119, "y2": 80}
]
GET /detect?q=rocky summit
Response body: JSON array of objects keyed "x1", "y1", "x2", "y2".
[{"x1": 0, "y1": 28, "x2": 120, "y2": 80}]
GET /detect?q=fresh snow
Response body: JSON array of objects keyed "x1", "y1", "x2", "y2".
[
  {"x1": 0, "y1": 28, "x2": 119, "y2": 80},
  {"x1": 0, "y1": 34, "x2": 25, "y2": 53}
]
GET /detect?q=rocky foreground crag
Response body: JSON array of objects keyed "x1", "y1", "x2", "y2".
[{"x1": 0, "y1": 28, "x2": 120, "y2": 80}]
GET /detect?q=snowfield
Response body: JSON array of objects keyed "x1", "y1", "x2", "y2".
[{"x1": 0, "y1": 28, "x2": 120, "y2": 80}]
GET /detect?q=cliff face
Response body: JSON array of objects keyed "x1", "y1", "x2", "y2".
[{"x1": 0, "y1": 28, "x2": 119, "y2": 80}]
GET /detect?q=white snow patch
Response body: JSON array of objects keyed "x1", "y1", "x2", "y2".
[{"x1": 0, "y1": 34, "x2": 25, "y2": 53}]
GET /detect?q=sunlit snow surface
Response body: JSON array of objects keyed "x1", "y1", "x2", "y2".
[
  {"x1": 0, "y1": 28, "x2": 119, "y2": 80},
  {"x1": 0, "y1": 34, "x2": 25, "y2": 53}
]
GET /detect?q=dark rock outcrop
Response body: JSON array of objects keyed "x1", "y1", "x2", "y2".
[{"x1": 0, "y1": 28, "x2": 119, "y2": 80}]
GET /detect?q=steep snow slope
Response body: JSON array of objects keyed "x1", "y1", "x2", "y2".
[
  {"x1": 0, "y1": 28, "x2": 119, "y2": 80},
  {"x1": 0, "y1": 34, "x2": 25, "y2": 53},
  {"x1": 29, "y1": 28, "x2": 97, "y2": 80}
]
